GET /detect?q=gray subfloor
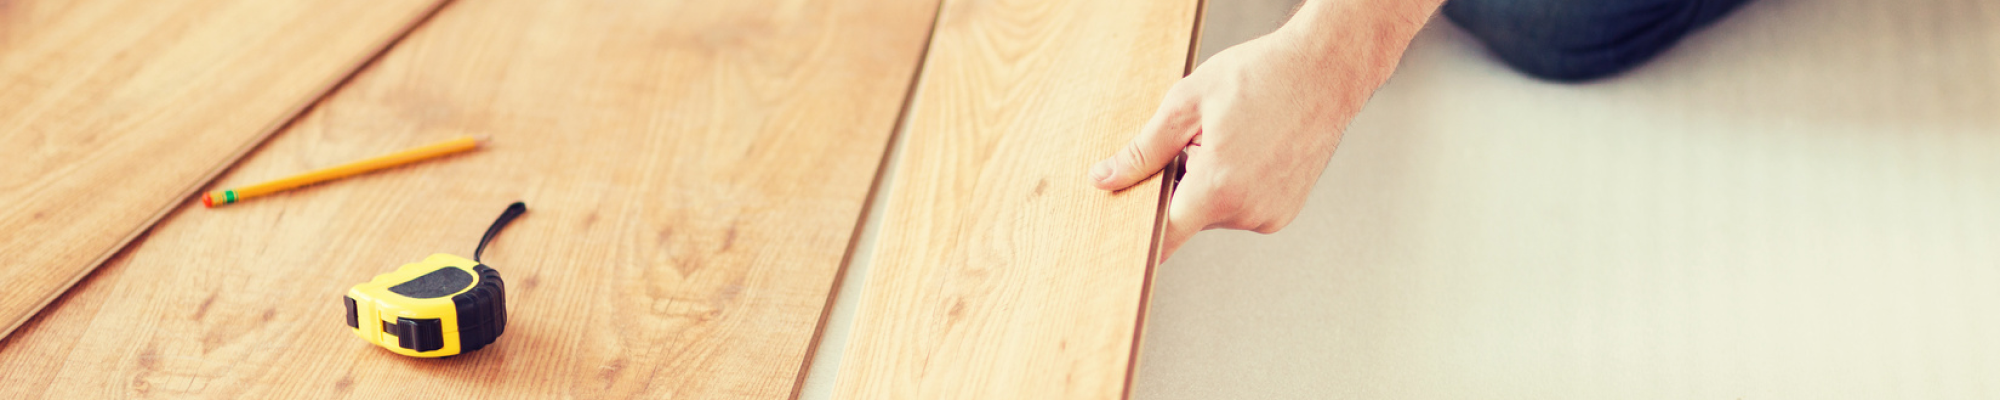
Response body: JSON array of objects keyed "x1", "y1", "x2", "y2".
[{"x1": 1136, "y1": 0, "x2": 2000, "y2": 398}]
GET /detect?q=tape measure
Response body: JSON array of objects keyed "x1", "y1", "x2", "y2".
[{"x1": 343, "y1": 202, "x2": 525, "y2": 358}]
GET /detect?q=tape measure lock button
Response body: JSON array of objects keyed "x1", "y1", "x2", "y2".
[
  {"x1": 387, "y1": 316, "x2": 445, "y2": 352},
  {"x1": 345, "y1": 203, "x2": 524, "y2": 358}
]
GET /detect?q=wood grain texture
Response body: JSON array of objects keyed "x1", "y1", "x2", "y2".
[
  {"x1": 830, "y1": 0, "x2": 1199, "y2": 398},
  {"x1": 0, "y1": 0, "x2": 447, "y2": 337},
  {"x1": 0, "y1": 0, "x2": 939, "y2": 397}
]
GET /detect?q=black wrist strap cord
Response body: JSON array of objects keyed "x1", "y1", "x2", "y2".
[{"x1": 475, "y1": 202, "x2": 527, "y2": 263}]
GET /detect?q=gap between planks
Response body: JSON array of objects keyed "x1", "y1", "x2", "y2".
[
  {"x1": 1122, "y1": 0, "x2": 1209, "y2": 398},
  {"x1": 793, "y1": 2, "x2": 947, "y2": 398}
]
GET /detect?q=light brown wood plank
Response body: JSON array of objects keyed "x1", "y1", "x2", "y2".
[
  {"x1": 0, "y1": 0, "x2": 448, "y2": 337},
  {"x1": 830, "y1": 0, "x2": 1200, "y2": 398},
  {"x1": 0, "y1": 0, "x2": 939, "y2": 397}
]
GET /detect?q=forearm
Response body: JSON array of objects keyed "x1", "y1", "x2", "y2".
[{"x1": 1280, "y1": 0, "x2": 1444, "y2": 84}]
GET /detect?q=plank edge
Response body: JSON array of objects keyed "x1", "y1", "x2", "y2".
[
  {"x1": 1120, "y1": 0, "x2": 1207, "y2": 397},
  {"x1": 0, "y1": 0, "x2": 460, "y2": 339}
]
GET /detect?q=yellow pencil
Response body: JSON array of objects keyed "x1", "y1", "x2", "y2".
[{"x1": 202, "y1": 136, "x2": 484, "y2": 208}]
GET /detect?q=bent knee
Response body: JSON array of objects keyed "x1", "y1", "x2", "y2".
[{"x1": 1442, "y1": 0, "x2": 1749, "y2": 82}]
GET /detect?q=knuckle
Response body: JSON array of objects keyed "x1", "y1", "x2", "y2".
[
  {"x1": 1165, "y1": 79, "x2": 1200, "y2": 100},
  {"x1": 1119, "y1": 143, "x2": 1150, "y2": 170},
  {"x1": 1163, "y1": 82, "x2": 1206, "y2": 113}
]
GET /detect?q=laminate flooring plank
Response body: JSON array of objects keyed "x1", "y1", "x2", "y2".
[
  {"x1": 0, "y1": 0, "x2": 448, "y2": 338},
  {"x1": 0, "y1": 0, "x2": 940, "y2": 397},
  {"x1": 830, "y1": 0, "x2": 1201, "y2": 398}
]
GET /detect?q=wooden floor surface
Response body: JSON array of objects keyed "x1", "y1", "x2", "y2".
[
  {"x1": 0, "y1": 0, "x2": 446, "y2": 338},
  {"x1": 0, "y1": 0, "x2": 940, "y2": 397},
  {"x1": 829, "y1": 0, "x2": 1198, "y2": 398}
]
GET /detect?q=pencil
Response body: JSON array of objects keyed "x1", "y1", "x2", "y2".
[{"x1": 202, "y1": 136, "x2": 484, "y2": 208}]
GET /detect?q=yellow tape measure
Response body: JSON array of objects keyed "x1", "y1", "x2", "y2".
[{"x1": 344, "y1": 202, "x2": 525, "y2": 358}]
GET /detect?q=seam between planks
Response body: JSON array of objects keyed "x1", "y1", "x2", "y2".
[
  {"x1": 0, "y1": 0, "x2": 463, "y2": 339},
  {"x1": 788, "y1": 1, "x2": 950, "y2": 398}
]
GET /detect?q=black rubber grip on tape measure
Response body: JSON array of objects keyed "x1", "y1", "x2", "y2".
[
  {"x1": 387, "y1": 317, "x2": 445, "y2": 352},
  {"x1": 387, "y1": 267, "x2": 476, "y2": 299},
  {"x1": 451, "y1": 264, "x2": 507, "y2": 352},
  {"x1": 343, "y1": 296, "x2": 359, "y2": 328}
]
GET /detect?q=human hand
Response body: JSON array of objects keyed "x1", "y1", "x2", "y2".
[{"x1": 1087, "y1": 1, "x2": 1432, "y2": 260}]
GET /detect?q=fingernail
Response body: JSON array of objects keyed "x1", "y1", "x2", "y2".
[{"x1": 1089, "y1": 160, "x2": 1113, "y2": 182}]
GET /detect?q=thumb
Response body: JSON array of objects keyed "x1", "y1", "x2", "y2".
[{"x1": 1091, "y1": 88, "x2": 1200, "y2": 190}]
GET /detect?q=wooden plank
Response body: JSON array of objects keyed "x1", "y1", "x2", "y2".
[
  {"x1": 0, "y1": 0, "x2": 448, "y2": 337},
  {"x1": 830, "y1": 0, "x2": 1200, "y2": 398},
  {"x1": 0, "y1": 0, "x2": 939, "y2": 398}
]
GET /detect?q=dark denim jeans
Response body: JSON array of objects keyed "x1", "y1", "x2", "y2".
[{"x1": 1443, "y1": 0, "x2": 1751, "y2": 82}]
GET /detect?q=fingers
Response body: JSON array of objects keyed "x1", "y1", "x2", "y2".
[
  {"x1": 1159, "y1": 166, "x2": 1225, "y2": 261},
  {"x1": 1091, "y1": 86, "x2": 1201, "y2": 191}
]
